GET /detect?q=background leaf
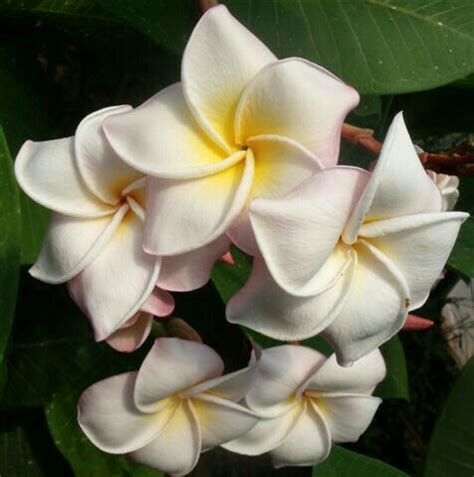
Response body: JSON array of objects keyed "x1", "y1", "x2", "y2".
[
  {"x1": 448, "y1": 217, "x2": 474, "y2": 278},
  {"x1": 424, "y1": 356, "x2": 474, "y2": 477},
  {"x1": 0, "y1": 126, "x2": 21, "y2": 393}
]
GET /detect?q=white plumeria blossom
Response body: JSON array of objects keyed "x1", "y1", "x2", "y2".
[
  {"x1": 224, "y1": 345, "x2": 385, "y2": 468},
  {"x1": 427, "y1": 170, "x2": 460, "y2": 211},
  {"x1": 228, "y1": 113, "x2": 468, "y2": 365},
  {"x1": 78, "y1": 338, "x2": 259, "y2": 475},
  {"x1": 15, "y1": 106, "x2": 228, "y2": 347},
  {"x1": 103, "y1": 5, "x2": 359, "y2": 256}
]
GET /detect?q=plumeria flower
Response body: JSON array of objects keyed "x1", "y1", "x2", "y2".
[
  {"x1": 78, "y1": 338, "x2": 259, "y2": 475},
  {"x1": 104, "y1": 5, "x2": 359, "y2": 256},
  {"x1": 228, "y1": 113, "x2": 468, "y2": 365},
  {"x1": 224, "y1": 345, "x2": 385, "y2": 468},
  {"x1": 15, "y1": 106, "x2": 230, "y2": 349},
  {"x1": 427, "y1": 170, "x2": 460, "y2": 211}
]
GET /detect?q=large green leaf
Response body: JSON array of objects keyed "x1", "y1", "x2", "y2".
[
  {"x1": 314, "y1": 444, "x2": 408, "y2": 476},
  {"x1": 424, "y1": 356, "x2": 474, "y2": 477},
  {"x1": 0, "y1": 126, "x2": 21, "y2": 392},
  {"x1": 375, "y1": 336, "x2": 410, "y2": 401},
  {"x1": 224, "y1": 0, "x2": 474, "y2": 95}
]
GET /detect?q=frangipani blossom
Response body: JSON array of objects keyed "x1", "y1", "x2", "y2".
[
  {"x1": 15, "y1": 106, "x2": 228, "y2": 347},
  {"x1": 78, "y1": 338, "x2": 258, "y2": 475},
  {"x1": 224, "y1": 345, "x2": 385, "y2": 468},
  {"x1": 228, "y1": 113, "x2": 468, "y2": 365},
  {"x1": 104, "y1": 5, "x2": 359, "y2": 256},
  {"x1": 427, "y1": 170, "x2": 460, "y2": 211}
]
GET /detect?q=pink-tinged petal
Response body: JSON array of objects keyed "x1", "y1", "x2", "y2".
[
  {"x1": 104, "y1": 83, "x2": 233, "y2": 178},
  {"x1": 360, "y1": 212, "x2": 468, "y2": 310},
  {"x1": 158, "y1": 235, "x2": 230, "y2": 292},
  {"x1": 323, "y1": 240, "x2": 410, "y2": 366},
  {"x1": 143, "y1": 149, "x2": 254, "y2": 255},
  {"x1": 68, "y1": 211, "x2": 161, "y2": 341},
  {"x1": 227, "y1": 251, "x2": 356, "y2": 341},
  {"x1": 134, "y1": 338, "x2": 224, "y2": 413},
  {"x1": 270, "y1": 401, "x2": 331, "y2": 468},
  {"x1": 223, "y1": 403, "x2": 303, "y2": 456},
  {"x1": 244, "y1": 345, "x2": 325, "y2": 418},
  {"x1": 105, "y1": 312, "x2": 153, "y2": 353},
  {"x1": 250, "y1": 167, "x2": 369, "y2": 296},
  {"x1": 228, "y1": 134, "x2": 322, "y2": 255},
  {"x1": 403, "y1": 314, "x2": 434, "y2": 331},
  {"x1": 75, "y1": 105, "x2": 143, "y2": 205},
  {"x1": 303, "y1": 350, "x2": 386, "y2": 395},
  {"x1": 141, "y1": 287, "x2": 175, "y2": 317},
  {"x1": 191, "y1": 394, "x2": 258, "y2": 451},
  {"x1": 309, "y1": 394, "x2": 381, "y2": 443},
  {"x1": 343, "y1": 113, "x2": 443, "y2": 243},
  {"x1": 15, "y1": 137, "x2": 114, "y2": 217},
  {"x1": 77, "y1": 372, "x2": 177, "y2": 454},
  {"x1": 128, "y1": 401, "x2": 201, "y2": 476},
  {"x1": 220, "y1": 251, "x2": 234, "y2": 265},
  {"x1": 235, "y1": 58, "x2": 359, "y2": 166},
  {"x1": 30, "y1": 205, "x2": 128, "y2": 284},
  {"x1": 182, "y1": 5, "x2": 276, "y2": 152}
]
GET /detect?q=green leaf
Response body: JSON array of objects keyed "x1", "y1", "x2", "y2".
[
  {"x1": 225, "y1": 0, "x2": 474, "y2": 95},
  {"x1": 0, "y1": 126, "x2": 21, "y2": 389},
  {"x1": 375, "y1": 336, "x2": 410, "y2": 401},
  {"x1": 424, "y1": 356, "x2": 474, "y2": 477},
  {"x1": 448, "y1": 217, "x2": 474, "y2": 278},
  {"x1": 314, "y1": 444, "x2": 408, "y2": 476}
]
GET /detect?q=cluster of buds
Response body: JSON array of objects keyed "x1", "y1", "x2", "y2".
[{"x1": 14, "y1": 5, "x2": 467, "y2": 474}]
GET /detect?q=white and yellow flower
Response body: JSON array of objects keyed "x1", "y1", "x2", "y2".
[
  {"x1": 224, "y1": 345, "x2": 385, "y2": 468},
  {"x1": 78, "y1": 338, "x2": 258, "y2": 475},
  {"x1": 228, "y1": 113, "x2": 468, "y2": 365},
  {"x1": 104, "y1": 5, "x2": 359, "y2": 256}
]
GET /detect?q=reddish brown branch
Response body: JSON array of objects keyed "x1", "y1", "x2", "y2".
[{"x1": 197, "y1": 0, "x2": 218, "y2": 13}]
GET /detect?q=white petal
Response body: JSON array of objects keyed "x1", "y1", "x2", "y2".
[
  {"x1": 250, "y1": 167, "x2": 369, "y2": 296},
  {"x1": 105, "y1": 312, "x2": 153, "y2": 353},
  {"x1": 270, "y1": 401, "x2": 331, "y2": 468},
  {"x1": 182, "y1": 5, "x2": 276, "y2": 152},
  {"x1": 158, "y1": 235, "x2": 230, "y2": 291},
  {"x1": 303, "y1": 350, "x2": 386, "y2": 395},
  {"x1": 360, "y1": 212, "x2": 468, "y2": 309},
  {"x1": 104, "y1": 83, "x2": 233, "y2": 178},
  {"x1": 129, "y1": 401, "x2": 201, "y2": 476},
  {"x1": 244, "y1": 345, "x2": 325, "y2": 417},
  {"x1": 77, "y1": 372, "x2": 176, "y2": 454},
  {"x1": 15, "y1": 137, "x2": 113, "y2": 217},
  {"x1": 227, "y1": 252, "x2": 355, "y2": 341},
  {"x1": 235, "y1": 58, "x2": 359, "y2": 166},
  {"x1": 343, "y1": 112, "x2": 443, "y2": 243},
  {"x1": 140, "y1": 287, "x2": 175, "y2": 317},
  {"x1": 223, "y1": 403, "x2": 303, "y2": 456},
  {"x1": 191, "y1": 394, "x2": 258, "y2": 450},
  {"x1": 75, "y1": 105, "x2": 143, "y2": 205},
  {"x1": 309, "y1": 394, "x2": 381, "y2": 443},
  {"x1": 227, "y1": 134, "x2": 322, "y2": 255},
  {"x1": 134, "y1": 338, "x2": 224, "y2": 413},
  {"x1": 30, "y1": 205, "x2": 128, "y2": 284},
  {"x1": 323, "y1": 240, "x2": 409, "y2": 365},
  {"x1": 143, "y1": 149, "x2": 254, "y2": 255},
  {"x1": 68, "y1": 211, "x2": 161, "y2": 341}
]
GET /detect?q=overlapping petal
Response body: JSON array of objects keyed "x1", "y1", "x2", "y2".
[
  {"x1": 250, "y1": 167, "x2": 369, "y2": 295},
  {"x1": 144, "y1": 150, "x2": 253, "y2": 255},
  {"x1": 105, "y1": 312, "x2": 154, "y2": 353},
  {"x1": 140, "y1": 287, "x2": 175, "y2": 317},
  {"x1": 182, "y1": 5, "x2": 276, "y2": 152},
  {"x1": 15, "y1": 137, "x2": 114, "y2": 217},
  {"x1": 128, "y1": 401, "x2": 201, "y2": 476},
  {"x1": 134, "y1": 339, "x2": 224, "y2": 412},
  {"x1": 68, "y1": 212, "x2": 161, "y2": 341},
  {"x1": 78, "y1": 372, "x2": 176, "y2": 454},
  {"x1": 235, "y1": 58, "x2": 359, "y2": 166},
  {"x1": 158, "y1": 235, "x2": 230, "y2": 291},
  {"x1": 30, "y1": 205, "x2": 128, "y2": 284},
  {"x1": 75, "y1": 105, "x2": 142, "y2": 205}
]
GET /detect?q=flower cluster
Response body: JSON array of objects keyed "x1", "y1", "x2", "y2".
[{"x1": 15, "y1": 5, "x2": 467, "y2": 474}]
